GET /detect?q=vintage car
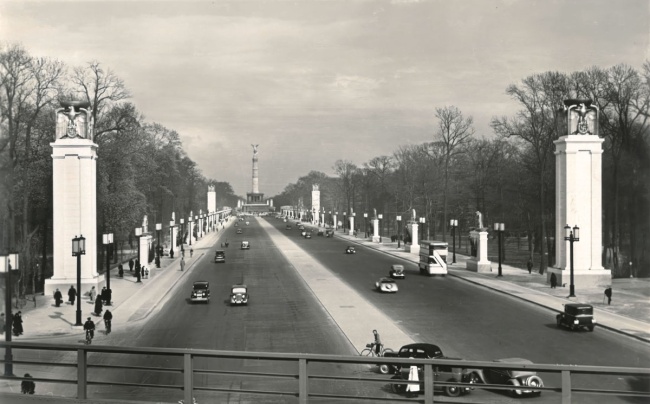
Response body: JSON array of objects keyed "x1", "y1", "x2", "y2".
[
  {"x1": 214, "y1": 250, "x2": 226, "y2": 263},
  {"x1": 466, "y1": 358, "x2": 544, "y2": 397},
  {"x1": 241, "y1": 241, "x2": 250, "y2": 250},
  {"x1": 391, "y1": 357, "x2": 473, "y2": 397},
  {"x1": 298, "y1": 225, "x2": 305, "y2": 230},
  {"x1": 383, "y1": 343, "x2": 445, "y2": 374},
  {"x1": 286, "y1": 224, "x2": 292, "y2": 230},
  {"x1": 236, "y1": 228, "x2": 243, "y2": 234},
  {"x1": 317, "y1": 230, "x2": 324, "y2": 236},
  {"x1": 190, "y1": 281, "x2": 210, "y2": 303},
  {"x1": 345, "y1": 246, "x2": 356, "y2": 254},
  {"x1": 376, "y1": 277, "x2": 398, "y2": 293},
  {"x1": 304, "y1": 231, "x2": 312, "y2": 239},
  {"x1": 556, "y1": 303, "x2": 596, "y2": 331},
  {"x1": 230, "y1": 284, "x2": 249, "y2": 305},
  {"x1": 326, "y1": 230, "x2": 334, "y2": 237},
  {"x1": 245, "y1": 221, "x2": 249, "y2": 225},
  {"x1": 389, "y1": 264, "x2": 405, "y2": 279},
  {"x1": 301, "y1": 230, "x2": 307, "y2": 236}
]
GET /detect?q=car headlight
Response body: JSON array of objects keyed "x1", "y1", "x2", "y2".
[
  {"x1": 592, "y1": 319, "x2": 596, "y2": 323},
  {"x1": 573, "y1": 320, "x2": 579, "y2": 324}
]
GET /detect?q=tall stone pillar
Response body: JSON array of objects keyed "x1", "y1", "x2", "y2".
[
  {"x1": 372, "y1": 219, "x2": 380, "y2": 243},
  {"x1": 252, "y1": 144, "x2": 259, "y2": 193},
  {"x1": 466, "y1": 230, "x2": 491, "y2": 272},
  {"x1": 406, "y1": 222, "x2": 420, "y2": 255},
  {"x1": 349, "y1": 215, "x2": 355, "y2": 236},
  {"x1": 332, "y1": 214, "x2": 337, "y2": 229},
  {"x1": 549, "y1": 99, "x2": 611, "y2": 288},
  {"x1": 311, "y1": 185, "x2": 320, "y2": 225},
  {"x1": 208, "y1": 185, "x2": 216, "y2": 232},
  {"x1": 46, "y1": 101, "x2": 102, "y2": 296}
]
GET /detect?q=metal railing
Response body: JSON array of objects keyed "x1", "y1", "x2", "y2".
[{"x1": 1, "y1": 341, "x2": 649, "y2": 403}]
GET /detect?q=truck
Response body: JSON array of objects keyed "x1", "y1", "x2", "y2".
[{"x1": 419, "y1": 240, "x2": 448, "y2": 275}]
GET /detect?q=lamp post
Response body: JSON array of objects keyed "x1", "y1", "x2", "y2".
[
  {"x1": 169, "y1": 219, "x2": 175, "y2": 257},
  {"x1": 72, "y1": 235, "x2": 86, "y2": 326},
  {"x1": 156, "y1": 223, "x2": 162, "y2": 257},
  {"x1": 102, "y1": 233, "x2": 113, "y2": 294},
  {"x1": 1, "y1": 252, "x2": 19, "y2": 376},
  {"x1": 335, "y1": 212, "x2": 338, "y2": 229},
  {"x1": 188, "y1": 217, "x2": 193, "y2": 246},
  {"x1": 342, "y1": 212, "x2": 347, "y2": 233},
  {"x1": 396, "y1": 216, "x2": 402, "y2": 248},
  {"x1": 179, "y1": 218, "x2": 185, "y2": 250},
  {"x1": 378, "y1": 213, "x2": 383, "y2": 242},
  {"x1": 494, "y1": 223, "x2": 504, "y2": 277},
  {"x1": 135, "y1": 227, "x2": 142, "y2": 265},
  {"x1": 419, "y1": 217, "x2": 425, "y2": 242},
  {"x1": 450, "y1": 219, "x2": 458, "y2": 264},
  {"x1": 564, "y1": 224, "x2": 580, "y2": 297},
  {"x1": 363, "y1": 213, "x2": 368, "y2": 238}
]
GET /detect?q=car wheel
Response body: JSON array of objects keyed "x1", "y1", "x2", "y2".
[
  {"x1": 588, "y1": 325, "x2": 594, "y2": 332},
  {"x1": 508, "y1": 379, "x2": 523, "y2": 396},
  {"x1": 556, "y1": 316, "x2": 562, "y2": 328},
  {"x1": 390, "y1": 375, "x2": 406, "y2": 394},
  {"x1": 445, "y1": 381, "x2": 462, "y2": 397},
  {"x1": 379, "y1": 364, "x2": 391, "y2": 374}
]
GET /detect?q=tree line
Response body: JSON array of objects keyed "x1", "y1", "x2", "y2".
[
  {"x1": 0, "y1": 43, "x2": 239, "y2": 299},
  {"x1": 274, "y1": 65, "x2": 650, "y2": 278}
]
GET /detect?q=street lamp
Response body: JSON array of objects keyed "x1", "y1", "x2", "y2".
[
  {"x1": 188, "y1": 217, "x2": 193, "y2": 246},
  {"x1": 135, "y1": 227, "x2": 142, "y2": 265},
  {"x1": 396, "y1": 216, "x2": 402, "y2": 248},
  {"x1": 102, "y1": 233, "x2": 113, "y2": 296},
  {"x1": 450, "y1": 219, "x2": 458, "y2": 264},
  {"x1": 419, "y1": 217, "x2": 426, "y2": 241},
  {"x1": 72, "y1": 235, "x2": 86, "y2": 326},
  {"x1": 378, "y1": 213, "x2": 383, "y2": 242},
  {"x1": 494, "y1": 223, "x2": 504, "y2": 277},
  {"x1": 169, "y1": 219, "x2": 175, "y2": 257},
  {"x1": 342, "y1": 212, "x2": 347, "y2": 233},
  {"x1": 156, "y1": 223, "x2": 162, "y2": 257},
  {"x1": 179, "y1": 218, "x2": 185, "y2": 249},
  {"x1": 335, "y1": 212, "x2": 338, "y2": 229},
  {"x1": 1, "y1": 252, "x2": 19, "y2": 376},
  {"x1": 564, "y1": 224, "x2": 580, "y2": 297},
  {"x1": 364, "y1": 213, "x2": 368, "y2": 238}
]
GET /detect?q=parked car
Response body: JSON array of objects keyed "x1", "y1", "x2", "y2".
[
  {"x1": 389, "y1": 264, "x2": 405, "y2": 279},
  {"x1": 286, "y1": 224, "x2": 292, "y2": 230},
  {"x1": 230, "y1": 284, "x2": 249, "y2": 305},
  {"x1": 190, "y1": 281, "x2": 210, "y2": 303},
  {"x1": 214, "y1": 250, "x2": 226, "y2": 263},
  {"x1": 383, "y1": 343, "x2": 444, "y2": 374},
  {"x1": 556, "y1": 303, "x2": 596, "y2": 331},
  {"x1": 301, "y1": 230, "x2": 307, "y2": 236},
  {"x1": 345, "y1": 246, "x2": 356, "y2": 254},
  {"x1": 466, "y1": 358, "x2": 543, "y2": 397},
  {"x1": 391, "y1": 357, "x2": 473, "y2": 397},
  {"x1": 241, "y1": 241, "x2": 250, "y2": 250},
  {"x1": 326, "y1": 230, "x2": 334, "y2": 237},
  {"x1": 298, "y1": 225, "x2": 305, "y2": 230},
  {"x1": 236, "y1": 228, "x2": 243, "y2": 234},
  {"x1": 376, "y1": 277, "x2": 398, "y2": 293},
  {"x1": 304, "y1": 232, "x2": 312, "y2": 239},
  {"x1": 317, "y1": 230, "x2": 324, "y2": 236}
]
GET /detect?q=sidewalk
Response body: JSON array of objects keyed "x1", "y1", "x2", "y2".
[
  {"x1": 320, "y1": 225, "x2": 650, "y2": 343},
  {"x1": 6, "y1": 218, "x2": 234, "y2": 340}
]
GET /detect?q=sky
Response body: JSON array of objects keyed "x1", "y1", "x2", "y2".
[{"x1": 1, "y1": 0, "x2": 648, "y2": 197}]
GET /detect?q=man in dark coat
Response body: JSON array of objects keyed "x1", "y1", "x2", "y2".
[
  {"x1": 94, "y1": 298, "x2": 103, "y2": 316},
  {"x1": 104, "y1": 287, "x2": 112, "y2": 305},
  {"x1": 527, "y1": 259, "x2": 533, "y2": 274},
  {"x1": 54, "y1": 288, "x2": 63, "y2": 307},
  {"x1": 68, "y1": 285, "x2": 77, "y2": 305},
  {"x1": 550, "y1": 273, "x2": 557, "y2": 289},
  {"x1": 605, "y1": 287, "x2": 612, "y2": 305},
  {"x1": 135, "y1": 264, "x2": 142, "y2": 283},
  {"x1": 129, "y1": 258, "x2": 134, "y2": 272},
  {"x1": 118, "y1": 263, "x2": 124, "y2": 278},
  {"x1": 13, "y1": 311, "x2": 23, "y2": 336}
]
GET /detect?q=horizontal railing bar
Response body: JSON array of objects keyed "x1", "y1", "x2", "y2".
[
  {"x1": 308, "y1": 392, "x2": 415, "y2": 402},
  {"x1": 88, "y1": 363, "x2": 183, "y2": 373},
  {"x1": 194, "y1": 369, "x2": 297, "y2": 379},
  {"x1": 88, "y1": 380, "x2": 181, "y2": 390},
  {"x1": 0, "y1": 359, "x2": 78, "y2": 368},
  {"x1": 195, "y1": 386, "x2": 297, "y2": 397},
  {"x1": 571, "y1": 388, "x2": 650, "y2": 397}
]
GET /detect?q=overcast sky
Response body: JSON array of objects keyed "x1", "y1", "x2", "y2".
[{"x1": 2, "y1": 0, "x2": 648, "y2": 197}]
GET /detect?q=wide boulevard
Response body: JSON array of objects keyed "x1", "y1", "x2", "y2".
[{"x1": 22, "y1": 216, "x2": 650, "y2": 403}]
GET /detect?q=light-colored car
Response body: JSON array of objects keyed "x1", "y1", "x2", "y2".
[
  {"x1": 236, "y1": 228, "x2": 243, "y2": 234},
  {"x1": 241, "y1": 241, "x2": 250, "y2": 250},
  {"x1": 214, "y1": 250, "x2": 226, "y2": 263},
  {"x1": 466, "y1": 358, "x2": 544, "y2": 397},
  {"x1": 190, "y1": 281, "x2": 210, "y2": 303},
  {"x1": 375, "y1": 277, "x2": 398, "y2": 293},
  {"x1": 345, "y1": 246, "x2": 356, "y2": 254},
  {"x1": 389, "y1": 264, "x2": 405, "y2": 279},
  {"x1": 230, "y1": 285, "x2": 249, "y2": 305}
]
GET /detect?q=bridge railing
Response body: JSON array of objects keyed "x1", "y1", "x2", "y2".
[{"x1": 1, "y1": 341, "x2": 649, "y2": 403}]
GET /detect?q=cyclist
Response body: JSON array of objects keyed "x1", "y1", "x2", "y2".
[
  {"x1": 373, "y1": 329, "x2": 382, "y2": 355},
  {"x1": 20, "y1": 373, "x2": 35, "y2": 394},
  {"x1": 83, "y1": 317, "x2": 95, "y2": 343},
  {"x1": 103, "y1": 309, "x2": 113, "y2": 335}
]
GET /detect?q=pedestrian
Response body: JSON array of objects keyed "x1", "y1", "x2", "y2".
[
  {"x1": 134, "y1": 259, "x2": 140, "y2": 275},
  {"x1": 527, "y1": 259, "x2": 533, "y2": 274},
  {"x1": 170, "y1": 248, "x2": 174, "y2": 258},
  {"x1": 103, "y1": 309, "x2": 113, "y2": 334},
  {"x1": 54, "y1": 288, "x2": 63, "y2": 307},
  {"x1": 373, "y1": 329, "x2": 382, "y2": 355},
  {"x1": 605, "y1": 287, "x2": 612, "y2": 305},
  {"x1": 180, "y1": 257, "x2": 185, "y2": 272},
  {"x1": 105, "y1": 287, "x2": 112, "y2": 305},
  {"x1": 129, "y1": 258, "x2": 134, "y2": 272},
  {"x1": 550, "y1": 273, "x2": 557, "y2": 289},
  {"x1": 13, "y1": 311, "x2": 23, "y2": 336},
  {"x1": 20, "y1": 373, "x2": 35, "y2": 394},
  {"x1": 118, "y1": 263, "x2": 124, "y2": 278},
  {"x1": 68, "y1": 285, "x2": 77, "y2": 305},
  {"x1": 94, "y1": 297, "x2": 103, "y2": 316},
  {"x1": 135, "y1": 265, "x2": 142, "y2": 283},
  {"x1": 143, "y1": 267, "x2": 149, "y2": 279},
  {"x1": 88, "y1": 286, "x2": 96, "y2": 302},
  {"x1": 190, "y1": 248, "x2": 194, "y2": 258},
  {"x1": 100, "y1": 287, "x2": 108, "y2": 304}
]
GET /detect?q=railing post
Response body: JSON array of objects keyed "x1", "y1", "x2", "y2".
[
  {"x1": 298, "y1": 358, "x2": 308, "y2": 404},
  {"x1": 561, "y1": 370, "x2": 571, "y2": 404},
  {"x1": 77, "y1": 349, "x2": 87, "y2": 399},
  {"x1": 423, "y1": 364, "x2": 434, "y2": 404},
  {"x1": 184, "y1": 353, "x2": 193, "y2": 404}
]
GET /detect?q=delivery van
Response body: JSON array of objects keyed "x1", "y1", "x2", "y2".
[{"x1": 419, "y1": 240, "x2": 448, "y2": 275}]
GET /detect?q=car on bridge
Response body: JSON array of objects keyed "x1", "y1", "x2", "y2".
[
  {"x1": 375, "y1": 277, "x2": 398, "y2": 293},
  {"x1": 390, "y1": 356, "x2": 474, "y2": 397},
  {"x1": 465, "y1": 358, "x2": 544, "y2": 397},
  {"x1": 556, "y1": 303, "x2": 596, "y2": 331},
  {"x1": 190, "y1": 281, "x2": 210, "y2": 303},
  {"x1": 389, "y1": 264, "x2": 405, "y2": 279},
  {"x1": 383, "y1": 343, "x2": 445, "y2": 374},
  {"x1": 305, "y1": 232, "x2": 312, "y2": 239},
  {"x1": 230, "y1": 284, "x2": 249, "y2": 305},
  {"x1": 214, "y1": 250, "x2": 226, "y2": 263},
  {"x1": 241, "y1": 241, "x2": 250, "y2": 250},
  {"x1": 345, "y1": 246, "x2": 356, "y2": 254}
]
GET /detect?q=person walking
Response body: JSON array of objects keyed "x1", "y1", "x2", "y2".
[
  {"x1": 190, "y1": 248, "x2": 194, "y2": 258},
  {"x1": 88, "y1": 286, "x2": 97, "y2": 302},
  {"x1": 135, "y1": 264, "x2": 142, "y2": 283},
  {"x1": 68, "y1": 285, "x2": 77, "y2": 305},
  {"x1": 94, "y1": 297, "x2": 103, "y2": 316},
  {"x1": 550, "y1": 273, "x2": 557, "y2": 289},
  {"x1": 134, "y1": 259, "x2": 140, "y2": 276},
  {"x1": 605, "y1": 287, "x2": 612, "y2": 305},
  {"x1": 118, "y1": 262, "x2": 124, "y2": 278},
  {"x1": 13, "y1": 311, "x2": 23, "y2": 336},
  {"x1": 527, "y1": 259, "x2": 533, "y2": 274},
  {"x1": 104, "y1": 287, "x2": 112, "y2": 305},
  {"x1": 20, "y1": 373, "x2": 35, "y2": 394},
  {"x1": 100, "y1": 287, "x2": 108, "y2": 304},
  {"x1": 129, "y1": 258, "x2": 134, "y2": 273},
  {"x1": 180, "y1": 257, "x2": 185, "y2": 271},
  {"x1": 103, "y1": 309, "x2": 113, "y2": 334},
  {"x1": 54, "y1": 288, "x2": 63, "y2": 307}
]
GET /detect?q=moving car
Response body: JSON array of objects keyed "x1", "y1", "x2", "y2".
[
  {"x1": 383, "y1": 343, "x2": 444, "y2": 374},
  {"x1": 389, "y1": 264, "x2": 405, "y2": 279},
  {"x1": 241, "y1": 241, "x2": 250, "y2": 250},
  {"x1": 230, "y1": 284, "x2": 249, "y2": 305},
  {"x1": 286, "y1": 224, "x2": 292, "y2": 230},
  {"x1": 317, "y1": 230, "x2": 324, "y2": 236},
  {"x1": 375, "y1": 277, "x2": 398, "y2": 293},
  {"x1": 391, "y1": 357, "x2": 473, "y2": 397},
  {"x1": 345, "y1": 246, "x2": 356, "y2": 254},
  {"x1": 214, "y1": 250, "x2": 226, "y2": 263},
  {"x1": 304, "y1": 232, "x2": 312, "y2": 239},
  {"x1": 190, "y1": 281, "x2": 210, "y2": 303},
  {"x1": 301, "y1": 230, "x2": 307, "y2": 236},
  {"x1": 326, "y1": 230, "x2": 334, "y2": 237},
  {"x1": 236, "y1": 228, "x2": 243, "y2": 234},
  {"x1": 556, "y1": 303, "x2": 596, "y2": 331},
  {"x1": 466, "y1": 358, "x2": 543, "y2": 397}
]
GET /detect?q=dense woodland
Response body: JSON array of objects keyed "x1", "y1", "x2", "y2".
[{"x1": 1, "y1": 43, "x2": 649, "y2": 301}]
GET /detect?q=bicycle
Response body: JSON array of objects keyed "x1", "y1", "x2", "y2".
[
  {"x1": 104, "y1": 319, "x2": 111, "y2": 335},
  {"x1": 85, "y1": 329, "x2": 93, "y2": 345},
  {"x1": 360, "y1": 342, "x2": 395, "y2": 374}
]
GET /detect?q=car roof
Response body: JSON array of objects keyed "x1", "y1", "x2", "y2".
[
  {"x1": 493, "y1": 358, "x2": 533, "y2": 364},
  {"x1": 231, "y1": 284, "x2": 247, "y2": 288},
  {"x1": 391, "y1": 264, "x2": 404, "y2": 270},
  {"x1": 215, "y1": 250, "x2": 225, "y2": 253},
  {"x1": 564, "y1": 303, "x2": 593, "y2": 309},
  {"x1": 379, "y1": 277, "x2": 395, "y2": 282},
  {"x1": 193, "y1": 281, "x2": 209, "y2": 286},
  {"x1": 400, "y1": 343, "x2": 442, "y2": 352}
]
